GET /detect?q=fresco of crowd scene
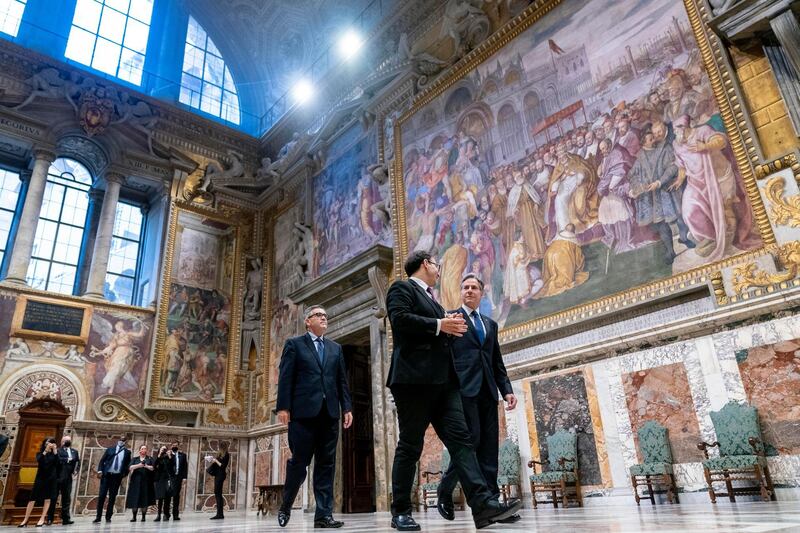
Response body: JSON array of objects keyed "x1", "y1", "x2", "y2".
[{"x1": 402, "y1": 0, "x2": 760, "y2": 327}]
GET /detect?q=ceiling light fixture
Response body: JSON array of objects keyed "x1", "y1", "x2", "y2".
[
  {"x1": 292, "y1": 79, "x2": 313, "y2": 104},
  {"x1": 338, "y1": 30, "x2": 363, "y2": 59}
]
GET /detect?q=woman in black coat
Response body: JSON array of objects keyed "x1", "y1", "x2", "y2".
[
  {"x1": 152, "y1": 446, "x2": 171, "y2": 521},
  {"x1": 206, "y1": 442, "x2": 230, "y2": 519},
  {"x1": 19, "y1": 437, "x2": 58, "y2": 527},
  {"x1": 125, "y1": 444, "x2": 155, "y2": 521}
]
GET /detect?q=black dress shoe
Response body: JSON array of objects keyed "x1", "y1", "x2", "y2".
[
  {"x1": 173, "y1": 516, "x2": 180, "y2": 521},
  {"x1": 210, "y1": 515, "x2": 224, "y2": 519},
  {"x1": 62, "y1": 520, "x2": 74, "y2": 525},
  {"x1": 92, "y1": 518, "x2": 101, "y2": 524},
  {"x1": 473, "y1": 498, "x2": 523, "y2": 529},
  {"x1": 391, "y1": 514, "x2": 421, "y2": 531},
  {"x1": 153, "y1": 516, "x2": 161, "y2": 522},
  {"x1": 314, "y1": 516, "x2": 344, "y2": 528},
  {"x1": 277, "y1": 510, "x2": 290, "y2": 528},
  {"x1": 437, "y1": 496, "x2": 455, "y2": 521},
  {"x1": 497, "y1": 513, "x2": 522, "y2": 524}
]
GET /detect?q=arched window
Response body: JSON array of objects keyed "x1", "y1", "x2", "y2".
[
  {"x1": 105, "y1": 200, "x2": 143, "y2": 304},
  {"x1": 179, "y1": 16, "x2": 240, "y2": 125},
  {"x1": 27, "y1": 158, "x2": 92, "y2": 294},
  {"x1": 0, "y1": 169, "x2": 22, "y2": 268},
  {"x1": 65, "y1": 0, "x2": 154, "y2": 85},
  {"x1": 0, "y1": 0, "x2": 27, "y2": 37},
  {"x1": 498, "y1": 104, "x2": 524, "y2": 159}
]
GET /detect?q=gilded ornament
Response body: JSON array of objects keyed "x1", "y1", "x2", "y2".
[
  {"x1": 732, "y1": 241, "x2": 800, "y2": 294},
  {"x1": 764, "y1": 176, "x2": 800, "y2": 227}
]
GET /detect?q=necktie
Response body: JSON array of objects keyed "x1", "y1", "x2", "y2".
[
  {"x1": 426, "y1": 286, "x2": 437, "y2": 303},
  {"x1": 112, "y1": 446, "x2": 122, "y2": 472},
  {"x1": 472, "y1": 310, "x2": 485, "y2": 344},
  {"x1": 315, "y1": 338, "x2": 325, "y2": 365},
  {"x1": 176, "y1": 454, "x2": 180, "y2": 474}
]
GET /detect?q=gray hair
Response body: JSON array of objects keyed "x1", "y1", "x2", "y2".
[
  {"x1": 304, "y1": 305, "x2": 326, "y2": 321},
  {"x1": 461, "y1": 273, "x2": 484, "y2": 291}
]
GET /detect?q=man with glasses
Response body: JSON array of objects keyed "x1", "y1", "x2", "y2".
[
  {"x1": 275, "y1": 305, "x2": 353, "y2": 529},
  {"x1": 386, "y1": 251, "x2": 522, "y2": 530}
]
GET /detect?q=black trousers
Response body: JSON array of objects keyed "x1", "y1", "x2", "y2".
[
  {"x1": 280, "y1": 410, "x2": 339, "y2": 520},
  {"x1": 164, "y1": 477, "x2": 184, "y2": 518},
  {"x1": 439, "y1": 387, "x2": 501, "y2": 500},
  {"x1": 390, "y1": 381, "x2": 493, "y2": 516},
  {"x1": 96, "y1": 473, "x2": 124, "y2": 519},
  {"x1": 213, "y1": 474, "x2": 226, "y2": 516},
  {"x1": 46, "y1": 478, "x2": 73, "y2": 522}
]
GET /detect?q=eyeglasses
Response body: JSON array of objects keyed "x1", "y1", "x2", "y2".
[
  {"x1": 427, "y1": 259, "x2": 440, "y2": 269},
  {"x1": 309, "y1": 312, "x2": 328, "y2": 319}
]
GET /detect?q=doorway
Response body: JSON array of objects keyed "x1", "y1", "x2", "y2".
[{"x1": 341, "y1": 340, "x2": 376, "y2": 513}]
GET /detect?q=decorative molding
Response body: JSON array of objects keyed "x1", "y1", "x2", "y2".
[
  {"x1": 732, "y1": 241, "x2": 800, "y2": 293},
  {"x1": 764, "y1": 174, "x2": 800, "y2": 227}
]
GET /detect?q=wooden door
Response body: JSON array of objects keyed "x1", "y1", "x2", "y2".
[{"x1": 341, "y1": 344, "x2": 375, "y2": 513}]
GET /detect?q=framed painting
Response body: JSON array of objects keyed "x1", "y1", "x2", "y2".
[
  {"x1": 392, "y1": 0, "x2": 773, "y2": 339},
  {"x1": 149, "y1": 203, "x2": 242, "y2": 407}
]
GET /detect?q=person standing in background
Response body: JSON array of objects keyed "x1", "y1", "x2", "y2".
[
  {"x1": 125, "y1": 444, "x2": 155, "y2": 522},
  {"x1": 165, "y1": 440, "x2": 188, "y2": 520},
  {"x1": 46, "y1": 435, "x2": 80, "y2": 526},
  {"x1": 153, "y1": 446, "x2": 171, "y2": 522},
  {"x1": 206, "y1": 441, "x2": 230, "y2": 520},
  {"x1": 19, "y1": 437, "x2": 58, "y2": 527},
  {"x1": 94, "y1": 435, "x2": 131, "y2": 523}
]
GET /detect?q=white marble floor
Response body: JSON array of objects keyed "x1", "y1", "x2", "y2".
[{"x1": 18, "y1": 503, "x2": 800, "y2": 532}]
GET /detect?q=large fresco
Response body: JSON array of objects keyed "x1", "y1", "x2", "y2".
[
  {"x1": 312, "y1": 124, "x2": 390, "y2": 277},
  {"x1": 398, "y1": 0, "x2": 762, "y2": 329}
]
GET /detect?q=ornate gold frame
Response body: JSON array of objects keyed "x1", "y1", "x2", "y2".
[
  {"x1": 390, "y1": 0, "x2": 776, "y2": 342},
  {"x1": 148, "y1": 200, "x2": 244, "y2": 409},
  {"x1": 10, "y1": 294, "x2": 92, "y2": 345}
]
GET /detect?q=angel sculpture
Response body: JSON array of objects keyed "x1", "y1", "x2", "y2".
[{"x1": 89, "y1": 315, "x2": 148, "y2": 394}]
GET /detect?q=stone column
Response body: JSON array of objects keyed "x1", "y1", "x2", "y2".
[
  {"x1": 83, "y1": 172, "x2": 125, "y2": 299},
  {"x1": 2, "y1": 148, "x2": 56, "y2": 285},
  {"x1": 75, "y1": 188, "x2": 105, "y2": 294}
]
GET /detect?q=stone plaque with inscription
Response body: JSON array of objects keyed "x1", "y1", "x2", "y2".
[{"x1": 11, "y1": 296, "x2": 92, "y2": 344}]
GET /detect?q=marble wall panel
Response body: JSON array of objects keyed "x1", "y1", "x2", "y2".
[{"x1": 621, "y1": 362, "x2": 704, "y2": 463}]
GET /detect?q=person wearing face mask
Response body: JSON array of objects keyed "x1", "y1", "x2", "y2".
[
  {"x1": 165, "y1": 441, "x2": 188, "y2": 520},
  {"x1": 93, "y1": 435, "x2": 131, "y2": 523},
  {"x1": 45, "y1": 435, "x2": 80, "y2": 525},
  {"x1": 153, "y1": 446, "x2": 171, "y2": 522}
]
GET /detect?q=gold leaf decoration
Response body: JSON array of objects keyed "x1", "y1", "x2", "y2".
[
  {"x1": 765, "y1": 176, "x2": 800, "y2": 228},
  {"x1": 732, "y1": 241, "x2": 800, "y2": 293}
]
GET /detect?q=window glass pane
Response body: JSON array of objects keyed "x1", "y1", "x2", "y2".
[
  {"x1": 105, "y1": 272, "x2": 134, "y2": 304},
  {"x1": 123, "y1": 17, "x2": 148, "y2": 54},
  {"x1": 51, "y1": 225, "x2": 83, "y2": 264},
  {"x1": 72, "y1": 0, "x2": 101, "y2": 32},
  {"x1": 31, "y1": 219, "x2": 57, "y2": 259},
  {"x1": 47, "y1": 263, "x2": 76, "y2": 295},
  {"x1": 203, "y1": 54, "x2": 224, "y2": 86},
  {"x1": 92, "y1": 37, "x2": 122, "y2": 75},
  {"x1": 205, "y1": 37, "x2": 220, "y2": 57},
  {"x1": 26, "y1": 258, "x2": 50, "y2": 290},
  {"x1": 0, "y1": 169, "x2": 21, "y2": 210},
  {"x1": 40, "y1": 182, "x2": 65, "y2": 221},
  {"x1": 0, "y1": 209, "x2": 13, "y2": 251},
  {"x1": 0, "y1": 0, "x2": 27, "y2": 37},
  {"x1": 108, "y1": 236, "x2": 138, "y2": 273},
  {"x1": 60, "y1": 187, "x2": 88, "y2": 226},
  {"x1": 127, "y1": 0, "x2": 152, "y2": 24},
  {"x1": 186, "y1": 16, "x2": 206, "y2": 48},
  {"x1": 118, "y1": 48, "x2": 144, "y2": 84},
  {"x1": 200, "y1": 83, "x2": 222, "y2": 116},
  {"x1": 113, "y1": 202, "x2": 141, "y2": 237},
  {"x1": 57, "y1": 158, "x2": 93, "y2": 185},
  {"x1": 222, "y1": 90, "x2": 240, "y2": 125},
  {"x1": 64, "y1": 26, "x2": 96, "y2": 64},
  {"x1": 183, "y1": 44, "x2": 204, "y2": 77},
  {"x1": 98, "y1": 5, "x2": 126, "y2": 42},
  {"x1": 223, "y1": 66, "x2": 236, "y2": 94},
  {"x1": 104, "y1": 0, "x2": 129, "y2": 14}
]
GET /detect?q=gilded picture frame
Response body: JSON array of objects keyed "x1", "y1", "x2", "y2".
[
  {"x1": 10, "y1": 294, "x2": 93, "y2": 345},
  {"x1": 148, "y1": 200, "x2": 243, "y2": 409},
  {"x1": 391, "y1": 0, "x2": 776, "y2": 342}
]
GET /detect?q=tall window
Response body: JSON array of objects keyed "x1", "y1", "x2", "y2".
[
  {"x1": 27, "y1": 158, "x2": 91, "y2": 295},
  {"x1": 0, "y1": 0, "x2": 26, "y2": 37},
  {"x1": 0, "y1": 169, "x2": 21, "y2": 268},
  {"x1": 179, "y1": 16, "x2": 240, "y2": 125},
  {"x1": 105, "y1": 201, "x2": 142, "y2": 305},
  {"x1": 65, "y1": 0, "x2": 154, "y2": 85}
]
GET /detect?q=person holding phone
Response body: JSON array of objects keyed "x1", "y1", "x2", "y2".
[
  {"x1": 205, "y1": 442, "x2": 230, "y2": 520},
  {"x1": 19, "y1": 437, "x2": 58, "y2": 527}
]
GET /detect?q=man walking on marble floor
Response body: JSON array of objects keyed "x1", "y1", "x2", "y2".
[
  {"x1": 275, "y1": 305, "x2": 353, "y2": 529},
  {"x1": 385, "y1": 251, "x2": 523, "y2": 531},
  {"x1": 436, "y1": 273, "x2": 521, "y2": 524}
]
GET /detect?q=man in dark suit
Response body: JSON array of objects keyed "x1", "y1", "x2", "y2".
[
  {"x1": 46, "y1": 435, "x2": 80, "y2": 525},
  {"x1": 165, "y1": 440, "x2": 188, "y2": 520},
  {"x1": 276, "y1": 305, "x2": 353, "y2": 529},
  {"x1": 93, "y1": 435, "x2": 131, "y2": 523},
  {"x1": 436, "y1": 274, "x2": 520, "y2": 523},
  {"x1": 386, "y1": 251, "x2": 522, "y2": 531}
]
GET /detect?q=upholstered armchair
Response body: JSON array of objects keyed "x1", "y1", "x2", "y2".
[
  {"x1": 698, "y1": 401, "x2": 775, "y2": 503},
  {"x1": 629, "y1": 420, "x2": 678, "y2": 505},
  {"x1": 528, "y1": 430, "x2": 583, "y2": 508},
  {"x1": 496, "y1": 439, "x2": 522, "y2": 503},
  {"x1": 419, "y1": 449, "x2": 465, "y2": 512}
]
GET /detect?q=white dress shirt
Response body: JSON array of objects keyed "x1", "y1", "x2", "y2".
[{"x1": 409, "y1": 276, "x2": 441, "y2": 336}]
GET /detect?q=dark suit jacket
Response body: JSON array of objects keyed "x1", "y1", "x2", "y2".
[
  {"x1": 97, "y1": 445, "x2": 131, "y2": 476},
  {"x1": 386, "y1": 279, "x2": 454, "y2": 387},
  {"x1": 168, "y1": 451, "x2": 188, "y2": 480},
  {"x1": 276, "y1": 333, "x2": 353, "y2": 419},
  {"x1": 449, "y1": 307, "x2": 513, "y2": 399},
  {"x1": 56, "y1": 446, "x2": 80, "y2": 482}
]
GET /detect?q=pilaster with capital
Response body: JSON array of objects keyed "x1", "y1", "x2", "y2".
[
  {"x1": 83, "y1": 172, "x2": 125, "y2": 299},
  {"x1": 2, "y1": 148, "x2": 56, "y2": 285}
]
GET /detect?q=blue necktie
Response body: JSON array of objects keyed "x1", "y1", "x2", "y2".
[
  {"x1": 472, "y1": 310, "x2": 485, "y2": 344},
  {"x1": 111, "y1": 446, "x2": 122, "y2": 473},
  {"x1": 315, "y1": 337, "x2": 325, "y2": 365}
]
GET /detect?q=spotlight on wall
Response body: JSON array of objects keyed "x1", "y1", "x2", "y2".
[
  {"x1": 292, "y1": 79, "x2": 313, "y2": 105},
  {"x1": 338, "y1": 30, "x2": 363, "y2": 60}
]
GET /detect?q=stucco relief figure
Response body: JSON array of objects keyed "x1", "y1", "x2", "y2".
[
  {"x1": 255, "y1": 157, "x2": 280, "y2": 185},
  {"x1": 12, "y1": 68, "x2": 81, "y2": 112},
  {"x1": 272, "y1": 132, "x2": 310, "y2": 175},
  {"x1": 201, "y1": 149, "x2": 246, "y2": 192},
  {"x1": 708, "y1": 0, "x2": 742, "y2": 15},
  {"x1": 441, "y1": 0, "x2": 490, "y2": 59},
  {"x1": 293, "y1": 222, "x2": 315, "y2": 279},
  {"x1": 89, "y1": 316, "x2": 148, "y2": 395},
  {"x1": 244, "y1": 257, "x2": 264, "y2": 321},
  {"x1": 5, "y1": 337, "x2": 31, "y2": 359},
  {"x1": 111, "y1": 92, "x2": 160, "y2": 155},
  {"x1": 368, "y1": 163, "x2": 392, "y2": 229}
]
